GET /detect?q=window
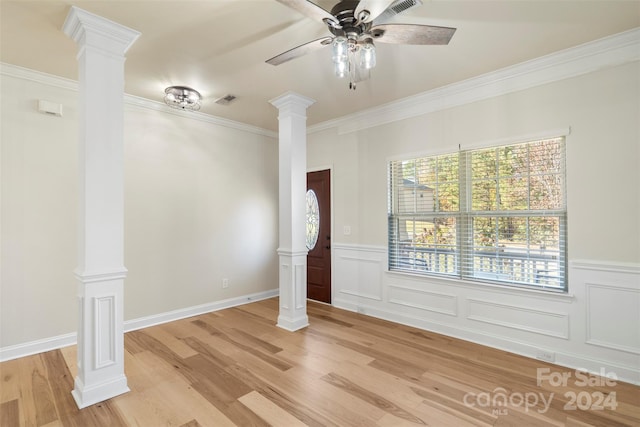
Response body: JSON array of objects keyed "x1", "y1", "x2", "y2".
[
  {"x1": 388, "y1": 137, "x2": 566, "y2": 291},
  {"x1": 306, "y1": 189, "x2": 320, "y2": 250}
]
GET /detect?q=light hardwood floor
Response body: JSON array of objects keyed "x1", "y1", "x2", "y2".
[{"x1": 1, "y1": 298, "x2": 639, "y2": 426}]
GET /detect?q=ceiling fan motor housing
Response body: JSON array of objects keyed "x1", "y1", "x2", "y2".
[{"x1": 328, "y1": 0, "x2": 373, "y2": 41}]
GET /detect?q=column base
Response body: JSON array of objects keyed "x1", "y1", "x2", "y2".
[
  {"x1": 277, "y1": 250, "x2": 309, "y2": 332},
  {"x1": 72, "y1": 375, "x2": 129, "y2": 409},
  {"x1": 74, "y1": 272, "x2": 128, "y2": 409},
  {"x1": 277, "y1": 314, "x2": 309, "y2": 332}
]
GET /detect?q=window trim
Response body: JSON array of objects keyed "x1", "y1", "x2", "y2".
[{"x1": 388, "y1": 134, "x2": 568, "y2": 292}]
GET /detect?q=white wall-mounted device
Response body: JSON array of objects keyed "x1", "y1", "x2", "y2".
[{"x1": 37, "y1": 100, "x2": 63, "y2": 117}]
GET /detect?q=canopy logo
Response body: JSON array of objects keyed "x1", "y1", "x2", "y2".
[
  {"x1": 462, "y1": 367, "x2": 618, "y2": 416},
  {"x1": 463, "y1": 388, "x2": 554, "y2": 415}
]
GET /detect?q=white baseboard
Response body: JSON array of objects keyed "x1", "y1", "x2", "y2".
[
  {"x1": 0, "y1": 332, "x2": 78, "y2": 363},
  {"x1": 0, "y1": 288, "x2": 278, "y2": 362},
  {"x1": 123, "y1": 288, "x2": 278, "y2": 332}
]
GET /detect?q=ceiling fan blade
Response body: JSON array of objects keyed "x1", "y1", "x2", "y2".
[
  {"x1": 275, "y1": 0, "x2": 337, "y2": 25},
  {"x1": 266, "y1": 37, "x2": 333, "y2": 66},
  {"x1": 355, "y1": 0, "x2": 396, "y2": 23},
  {"x1": 370, "y1": 24, "x2": 456, "y2": 45}
]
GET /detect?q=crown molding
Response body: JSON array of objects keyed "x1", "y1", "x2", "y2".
[
  {"x1": 123, "y1": 94, "x2": 277, "y2": 138},
  {"x1": 0, "y1": 62, "x2": 277, "y2": 139},
  {"x1": 0, "y1": 62, "x2": 79, "y2": 91},
  {"x1": 308, "y1": 27, "x2": 640, "y2": 135},
  {"x1": 3, "y1": 27, "x2": 638, "y2": 139}
]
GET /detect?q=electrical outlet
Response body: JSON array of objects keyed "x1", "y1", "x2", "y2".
[
  {"x1": 343, "y1": 225, "x2": 352, "y2": 235},
  {"x1": 535, "y1": 350, "x2": 556, "y2": 363},
  {"x1": 222, "y1": 278, "x2": 229, "y2": 289}
]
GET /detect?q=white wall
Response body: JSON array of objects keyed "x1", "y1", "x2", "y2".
[
  {"x1": 1, "y1": 73, "x2": 79, "y2": 349},
  {"x1": 0, "y1": 67, "x2": 279, "y2": 354},
  {"x1": 308, "y1": 59, "x2": 640, "y2": 383},
  {"x1": 123, "y1": 104, "x2": 278, "y2": 321}
]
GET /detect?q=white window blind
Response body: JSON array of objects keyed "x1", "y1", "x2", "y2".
[{"x1": 388, "y1": 137, "x2": 566, "y2": 291}]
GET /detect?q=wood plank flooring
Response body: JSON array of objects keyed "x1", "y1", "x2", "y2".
[{"x1": 1, "y1": 298, "x2": 639, "y2": 426}]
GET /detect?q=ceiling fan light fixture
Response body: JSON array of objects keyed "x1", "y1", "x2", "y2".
[
  {"x1": 331, "y1": 36, "x2": 376, "y2": 82},
  {"x1": 164, "y1": 86, "x2": 201, "y2": 111},
  {"x1": 334, "y1": 60, "x2": 348, "y2": 78},
  {"x1": 332, "y1": 36, "x2": 350, "y2": 78},
  {"x1": 360, "y1": 40, "x2": 376, "y2": 70},
  {"x1": 332, "y1": 36, "x2": 348, "y2": 62}
]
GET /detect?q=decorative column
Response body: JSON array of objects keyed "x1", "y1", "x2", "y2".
[
  {"x1": 63, "y1": 7, "x2": 140, "y2": 408},
  {"x1": 269, "y1": 92, "x2": 315, "y2": 331}
]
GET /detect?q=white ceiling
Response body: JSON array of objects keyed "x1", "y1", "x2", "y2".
[{"x1": 2, "y1": 0, "x2": 639, "y2": 131}]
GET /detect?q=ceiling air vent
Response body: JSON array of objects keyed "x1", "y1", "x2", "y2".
[
  {"x1": 375, "y1": 0, "x2": 423, "y2": 24},
  {"x1": 214, "y1": 94, "x2": 237, "y2": 106}
]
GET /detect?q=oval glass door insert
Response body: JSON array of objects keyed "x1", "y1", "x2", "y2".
[{"x1": 306, "y1": 189, "x2": 320, "y2": 250}]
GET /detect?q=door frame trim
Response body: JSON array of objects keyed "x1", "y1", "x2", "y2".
[{"x1": 307, "y1": 165, "x2": 333, "y2": 305}]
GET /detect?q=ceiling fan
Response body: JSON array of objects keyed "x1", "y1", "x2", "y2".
[{"x1": 266, "y1": 0, "x2": 456, "y2": 89}]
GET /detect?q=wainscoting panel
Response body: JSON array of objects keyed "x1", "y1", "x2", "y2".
[
  {"x1": 388, "y1": 284, "x2": 458, "y2": 316},
  {"x1": 586, "y1": 283, "x2": 640, "y2": 354},
  {"x1": 331, "y1": 245, "x2": 640, "y2": 384},
  {"x1": 94, "y1": 296, "x2": 116, "y2": 369},
  {"x1": 466, "y1": 298, "x2": 570, "y2": 339},
  {"x1": 576, "y1": 262, "x2": 640, "y2": 356},
  {"x1": 280, "y1": 264, "x2": 290, "y2": 310},
  {"x1": 295, "y1": 264, "x2": 305, "y2": 310},
  {"x1": 333, "y1": 244, "x2": 385, "y2": 302}
]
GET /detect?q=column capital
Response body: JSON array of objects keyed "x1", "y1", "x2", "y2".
[
  {"x1": 269, "y1": 91, "x2": 316, "y2": 117},
  {"x1": 63, "y1": 6, "x2": 140, "y2": 55}
]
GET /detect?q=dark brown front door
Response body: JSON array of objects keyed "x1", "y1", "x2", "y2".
[{"x1": 307, "y1": 169, "x2": 331, "y2": 303}]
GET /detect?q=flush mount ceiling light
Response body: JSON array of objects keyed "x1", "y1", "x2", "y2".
[{"x1": 164, "y1": 86, "x2": 201, "y2": 111}]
